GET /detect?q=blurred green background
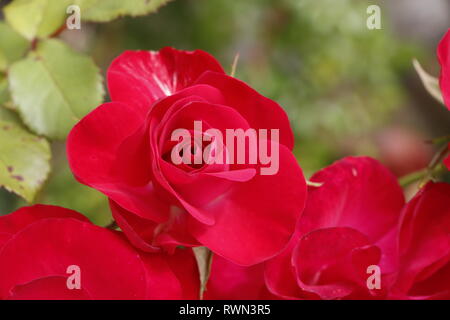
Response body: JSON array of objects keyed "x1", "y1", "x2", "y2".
[{"x1": 1, "y1": 0, "x2": 449, "y2": 224}]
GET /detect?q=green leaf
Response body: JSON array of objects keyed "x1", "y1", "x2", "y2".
[
  {"x1": 77, "y1": 0, "x2": 172, "y2": 22},
  {"x1": 0, "y1": 52, "x2": 7, "y2": 71},
  {"x1": 4, "y1": 0, "x2": 72, "y2": 40},
  {"x1": 4, "y1": 0, "x2": 172, "y2": 38},
  {"x1": 0, "y1": 108, "x2": 51, "y2": 203},
  {"x1": 8, "y1": 39, "x2": 104, "y2": 139},
  {"x1": 0, "y1": 75, "x2": 9, "y2": 105},
  {"x1": 0, "y1": 22, "x2": 29, "y2": 71},
  {"x1": 413, "y1": 59, "x2": 445, "y2": 106}
]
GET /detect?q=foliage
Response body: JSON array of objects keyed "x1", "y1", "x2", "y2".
[
  {"x1": 9, "y1": 39, "x2": 104, "y2": 139},
  {"x1": 0, "y1": 108, "x2": 50, "y2": 202}
]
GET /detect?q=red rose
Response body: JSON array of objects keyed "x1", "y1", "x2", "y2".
[
  {"x1": 0, "y1": 205, "x2": 199, "y2": 300},
  {"x1": 265, "y1": 157, "x2": 405, "y2": 299},
  {"x1": 67, "y1": 47, "x2": 307, "y2": 266},
  {"x1": 438, "y1": 28, "x2": 450, "y2": 110},
  {"x1": 390, "y1": 182, "x2": 450, "y2": 299}
]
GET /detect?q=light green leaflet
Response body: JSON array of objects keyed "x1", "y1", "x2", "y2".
[
  {"x1": 4, "y1": 0, "x2": 173, "y2": 39},
  {"x1": 0, "y1": 108, "x2": 51, "y2": 202},
  {"x1": 8, "y1": 39, "x2": 104, "y2": 139}
]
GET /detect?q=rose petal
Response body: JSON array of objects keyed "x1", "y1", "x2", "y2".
[
  {"x1": 407, "y1": 261, "x2": 450, "y2": 299},
  {"x1": 67, "y1": 102, "x2": 169, "y2": 224},
  {"x1": 0, "y1": 204, "x2": 89, "y2": 248},
  {"x1": 67, "y1": 102, "x2": 145, "y2": 186},
  {"x1": 293, "y1": 227, "x2": 381, "y2": 300},
  {"x1": 7, "y1": 276, "x2": 91, "y2": 300},
  {"x1": 107, "y1": 48, "x2": 225, "y2": 114},
  {"x1": 394, "y1": 182, "x2": 450, "y2": 297}
]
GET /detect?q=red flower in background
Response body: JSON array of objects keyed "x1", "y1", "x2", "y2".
[
  {"x1": 264, "y1": 157, "x2": 405, "y2": 299},
  {"x1": 204, "y1": 158, "x2": 450, "y2": 300},
  {"x1": 0, "y1": 205, "x2": 198, "y2": 300},
  {"x1": 67, "y1": 47, "x2": 307, "y2": 266},
  {"x1": 391, "y1": 182, "x2": 450, "y2": 299},
  {"x1": 201, "y1": 157, "x2": 405, "y2": 300},
  {"x1": 438, "y1": 28, "x2": 450, "y2": 110}
]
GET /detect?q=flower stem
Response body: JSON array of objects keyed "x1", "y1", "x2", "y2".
[{"x1": 400, "y1": 143, "x2": 449, "y2": 188}]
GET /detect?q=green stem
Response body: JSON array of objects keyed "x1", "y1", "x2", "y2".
[
  {"x1": 400, "y1": 143, "x2": 449, "y2": 188},
  {"x1": 399, "y1": 169, "x2": 427, "y2": 187}
]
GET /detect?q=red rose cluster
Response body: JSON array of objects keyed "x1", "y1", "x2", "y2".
[{"x1": 0, "y1": 31, "x2": 449, "y2": 300}]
